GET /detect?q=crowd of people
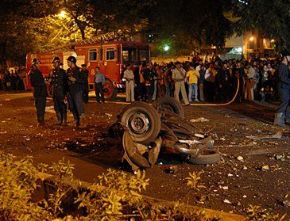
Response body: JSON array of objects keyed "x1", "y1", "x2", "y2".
[
  {"x1": 2, "y1": 53, "x2": 289, "y2": 128},
  {"x1": 0, "y1": 68, "x2": 26, "y2": 91},
  {"x1": 124, "y1": 56, "x2": 284, "y2": 104}
]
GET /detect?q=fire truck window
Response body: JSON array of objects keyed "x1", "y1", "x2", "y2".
[
  {"x1": 122, "y1": 50, "x2": 129, "y2": 62},
  {"x1": 89, "y1": 49, "x2": 97, "y2": 61},
  {"x1": 106, "y1": 48, "x2": 115, "y2": 61},
  {"x1": 122, "y1": 48, "x2": 137, "y2": 63},
  {"x1": 140, "y1": 50, "x2": 149, "y2": 62}
]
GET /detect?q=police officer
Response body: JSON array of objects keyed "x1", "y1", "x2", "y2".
[
  {"x1": 80, "y1": 64, "x2": 89, "y2": 103},
  {"x1": 49, "y1": 57, "x2": 68, "y2": 125},
  {"x1": 274, "y1": 50, "x2": 290, "y2": 127},
  {"x1": 66, "y1": 56, "x2": 84, "y2": 128},
  {"x1": 29, "y1": 58, "x2": 47, "y2": 126}
]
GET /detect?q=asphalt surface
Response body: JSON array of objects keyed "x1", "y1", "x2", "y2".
[{"x1": 0, "y1": 91, "x2": 289, "y2": 217}]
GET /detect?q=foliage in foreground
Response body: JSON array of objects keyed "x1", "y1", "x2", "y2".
[
  {"x1": 0, "y1": 152, "x2": 287, "y2": 221},
  {"x1": 0, "y1": 152, "x2": 211, "y2": 221}
]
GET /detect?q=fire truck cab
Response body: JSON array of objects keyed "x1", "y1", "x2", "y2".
[{"x1": 26, "y1": 41, "x2": 150, "y2": 99}]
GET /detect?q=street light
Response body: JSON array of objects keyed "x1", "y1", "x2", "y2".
[
  {"x1": 249, "y1": 36, "x2": 255, "y2": 42},
  {"x1": 163, "y1": 44, "x2": 170, "y2": 52},
  {"x1": 58, "y1": 10, "x2": 67, "y2": 18}
]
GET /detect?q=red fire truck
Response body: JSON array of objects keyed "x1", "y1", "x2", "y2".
[{"x1": 26, "y1": 41, "x2": 150, "y2": 98}]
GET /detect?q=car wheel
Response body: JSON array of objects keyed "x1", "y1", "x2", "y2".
[
  {"x1": 103, "y1": 78, "x2": 117, "y2": 100},
  {"x1": 155, "y1": 96, "x2": 184, "y2": 118},
  {"x1": 120, "y1": 102, "x2": 161, "y2": 145}
]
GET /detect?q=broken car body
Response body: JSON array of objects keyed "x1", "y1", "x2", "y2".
[{"x1": 116, "y1": 97, "x2": 220, "y2": 171}]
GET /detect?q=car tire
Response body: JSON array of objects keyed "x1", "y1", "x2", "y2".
[
  {"x1": 120, "y1": 102, "x2": 161, "y2": 145},
  {"x1": 188, "y1": 150, "x2": 220, "y2": 165},
  {"x1": 155, "y1": 96, "x2": 184, "y2": 118},
  {"x1": 103, "y1": 78, "x2": 117, "y2": 100}
]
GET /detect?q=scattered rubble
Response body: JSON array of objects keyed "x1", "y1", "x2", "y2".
[
  {"x1": 190, "y1": 117, "x2": 209, "y2": 123},
  {"x1": 224, "y1": 199, "x2": 232, "y2": 204},
  {"x1": 237, "y1": 156, "x2": 244, "y2": 162},
  {"x1": 246, "y1": 131, "x2": 283, "y2": 141}
]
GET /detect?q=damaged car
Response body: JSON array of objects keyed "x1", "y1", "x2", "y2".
[{"x1": 115, "y1": 97, "x2": 220, "y2": 171}]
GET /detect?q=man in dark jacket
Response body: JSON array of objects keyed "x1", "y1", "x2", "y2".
[
  {"x1": 80, "y1": 64, "x2": 89, "y2": 103},
  {"x1": 49, "y1": 57, "x2": 68, "y2": 125},
  {"x1": 29, "y1": 58, "x2": 47, "y2": 126},
  {"x1": 66, "y1": 56, "x2": 84, "y2": 128},
  {"x1": 274, "y1": 51, "x2": 290, "y2": 127}
]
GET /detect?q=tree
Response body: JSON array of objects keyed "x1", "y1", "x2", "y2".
[
  {"x1": 0, "y1": 0, "x2": 156, "y2": 65},
  {"x1": 230, "y1": 0, "x2": 290, "y2": 51},
  {"x1": 147, "y1": 0, "x2": 233, "y2": 55}
]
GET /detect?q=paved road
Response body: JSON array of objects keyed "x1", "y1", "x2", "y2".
[{"x1": 0, "y1": 92, "x2": 289, "y2": 217}]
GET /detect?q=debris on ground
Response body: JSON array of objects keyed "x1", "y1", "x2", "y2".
[
  {"x1": 237, "y1": 156, "x2": 244, "y2": 162},
  {"x1": 261, "y1": 165, "x2": 270, "y2": 171},
  {"x1": 246, "y1": 131, "x2": 283, "y2": 140},
  {"x1": 190, "y1": 117, "x2": 210, "y2": 123},
  {"x1": 224, "y1": 199, "x2": 232, "y2": 204}
]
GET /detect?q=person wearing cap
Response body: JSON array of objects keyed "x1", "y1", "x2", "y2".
[
  {"x1": 94, "y1": 66, "x2": 105, "y2": 103},
  {"x1": 29, "y1": 58, "x2": 47, "y2": 126},
  {"x1": 172, "y1": 62, "x2": 189, "y2": 105},
  {"x1": 80, "y1": 64, "x2": 89, "y2": 103},
  {"x1": 274, "y1": 50, "x2": 290, "y2": 127},
  {"x1": 66, "y1": 55, "x2": 84, "y2": 128},
  {"x1": 123, "y1": 64, "x2": 135, "y2": 102},
  {"x1": 49, "y1": 57, "x2": 68, "y2": 125}
]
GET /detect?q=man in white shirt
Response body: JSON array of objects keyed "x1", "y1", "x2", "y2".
[
  {"x1": 244, "y1": 63, "x2": 256, "y2": 101},
  {"x1": 124, "y1": 64, "x2": 135, "y2": 102},
  {"x1": 172, "y1": 62, "x2": 189, "y2": 105}
]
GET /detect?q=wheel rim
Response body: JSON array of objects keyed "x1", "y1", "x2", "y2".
[
  {"x1": 128, "y1": 112, "x2": 150, "y2": 135},
  {"x1": 103, "y1": 81, "x2": 114, "y2": 98}
]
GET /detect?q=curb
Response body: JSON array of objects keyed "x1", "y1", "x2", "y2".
[{"x1": 37, "y1": 172, "x2": 247, "y2": 221}]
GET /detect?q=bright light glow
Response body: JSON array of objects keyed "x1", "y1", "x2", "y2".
[
  {"x1": 163, "y1": 44, "x2": 170, "y2": 52},
  {"x1": 236, "y1": 47, "x2": 243, "y2": 53},
  {"x1": 58, "y1": 10, "x2": 67, "y2": 18},
  {"x1": 249, "y1": 36, "x2": 255, "y2": 42},
  {"x1": 270, "y1": 39, "x2": 275, "y2": 43}
]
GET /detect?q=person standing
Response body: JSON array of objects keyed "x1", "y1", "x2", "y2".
[
  {"x1": 94, "y1": 67, "x2": 105, "y2": 103},
  {"x1": 49, "y1": 57, "x2": 68, "y2": 125},
  {"x1": 274, "y1": 51, "x2": 290, "y2": 127},
  {"x1": 66, "y1": 56, "x2": 84, "y2": 128},
  {"x1": 80, "y1": 64, "x2": 89, "y2": 103},
  {"x1": 186, "y1": 63, "x2": 199, "y2": 102},
  {"x1": 244, "y1": 63, "x2": 256, "y2": 101},
  {"x1": 124, "y1": 64, "x2": 135, "y2": 102},
  {"x1": 29, "y1": 58, "x2": 47, "y2": 126},
  {"x1": 198, "y1": 64, "x2": 206, "y2": 102},
  {"x1": 172, "y1": 62, "x2": 189, "y2": 105}
]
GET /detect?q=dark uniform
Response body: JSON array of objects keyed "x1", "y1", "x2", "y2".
[
  {"x1": 81, "y1": 65, "x2": 89, "y2": 103},
  {"x1": 29, "y1": 60, "x2": 47, "y2": 125},
  {"x1": 275, "y1": 51, "x2": 290, "y2": 127},
  {"x1": 49, "y1": 58, "x2": 68, "y2": 125},
  {"x1": 67, "y1": 57, "x2": 84, "y2": 127}
]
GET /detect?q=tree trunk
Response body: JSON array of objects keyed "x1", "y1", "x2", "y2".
[{"x1": 0, "y1": 42, "x2": 7, "y2": 69}]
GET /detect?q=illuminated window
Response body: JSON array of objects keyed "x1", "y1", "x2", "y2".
[
  {"x1": 106, "y1": 48, "x2": 115, "y2": 61},
  {"x1": 89, "y1": 49, "x2": 97, "y2": 61},
  {"x1": 122, "y1": 50, "x2": 129, "y2": 62}
]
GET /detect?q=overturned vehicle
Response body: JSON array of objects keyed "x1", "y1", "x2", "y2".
[{"x1": 115, "y1": 97, "x2": 220, "y2": 171}]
